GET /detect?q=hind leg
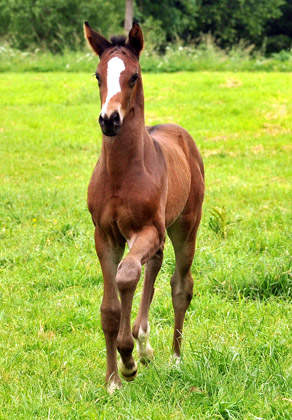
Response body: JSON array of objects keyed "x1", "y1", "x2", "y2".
[{"x1": 168, "y1": 215, "x2": 201, "y2": 359}]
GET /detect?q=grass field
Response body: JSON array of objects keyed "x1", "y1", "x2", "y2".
[{"x1": 1, "y1": 71, "x2": 292, "y2": 419}]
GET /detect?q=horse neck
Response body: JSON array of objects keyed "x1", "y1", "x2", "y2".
[{"x1": 100, "y1": 81, "x2": 151, "y2": 176}]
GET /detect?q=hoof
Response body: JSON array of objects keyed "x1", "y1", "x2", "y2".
[
  {"x1": 140, "y1": 356, "x2": 152, "y2": 366},
  {"x1": 139, "y1": 346, "x2": 154, "y2": 365},
  {"x1": 119, "y1": 360, "x2": 138, "y2": 381},
  {"x1": 169, "y1": 354, "x2": 182, "y2": 367},
  {"x1": 107, "y1": 379, "x2": 122, "y2": 395},
  {"x1": 122, "y1": 369, "x2": 138, "y2": 381}
]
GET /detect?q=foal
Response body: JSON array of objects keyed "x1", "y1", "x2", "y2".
[{"x1": 84, "y1": 21, "x2": 204, "y2": 393}]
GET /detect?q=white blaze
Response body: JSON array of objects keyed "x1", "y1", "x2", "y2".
[{"x1": 101, "y1": 57, "x2": 125, "y2": 117}]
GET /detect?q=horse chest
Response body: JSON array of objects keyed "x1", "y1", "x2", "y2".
[{"x1": 90, "y1": 190, "x2": 158, "y2": 240}]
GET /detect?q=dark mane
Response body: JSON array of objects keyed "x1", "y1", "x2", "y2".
[{"x1": 110, "y1": 35, "x2": 127, "y2": 47}]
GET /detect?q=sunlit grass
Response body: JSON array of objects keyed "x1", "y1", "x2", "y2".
[{"x1": 0, "y1": 71, "x2": 292, "y2": 419}]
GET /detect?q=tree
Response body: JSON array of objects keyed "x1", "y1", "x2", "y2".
[{"x1": 124, "y1": 0, "x2": 134, "y2": 32}]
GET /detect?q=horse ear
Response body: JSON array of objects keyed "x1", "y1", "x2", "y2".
[
  {"x1": 127, "y1": 22, "x2": 144, "y2": 57},
  {"x1": 83, "y1": 21, "x2": 110, "y2": 57}
]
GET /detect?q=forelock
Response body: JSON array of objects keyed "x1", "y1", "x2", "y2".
[{"x1": 110, "y1": 35, "x2": 127, "y2": 47}]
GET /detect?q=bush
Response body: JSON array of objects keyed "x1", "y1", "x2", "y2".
[{"x1": 141, "y1": 16, "x2": 167, "y2": 53}]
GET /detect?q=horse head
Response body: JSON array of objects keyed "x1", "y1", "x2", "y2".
[{"x1": 84, "y1": 21, "x2": 144, "y2": 137}]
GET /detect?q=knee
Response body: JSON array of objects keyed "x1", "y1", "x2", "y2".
[
  {"x1": 116, "y1": 257, "x2": 142, "y2": 291},
  {"x1": 100, "y1": 304, "x2": 121, "y2": 333}
]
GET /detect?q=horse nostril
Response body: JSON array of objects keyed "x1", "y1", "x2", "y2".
[
  {"x1": 99, "y1": 111, "x2": 122, "y2": 136},
  {"x1": 112, "y1": 111, "x2": 121, "y2": 127},
  {"x1": 99, "y1": 114, "x2": 105, "y2": 127}
]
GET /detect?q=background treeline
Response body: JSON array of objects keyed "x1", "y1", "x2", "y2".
[{"x1": 0, "y1": 0, "x2": 291, "y2": 54}]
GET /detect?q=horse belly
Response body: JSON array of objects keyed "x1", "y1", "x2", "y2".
[
  {"x1": 151, "y1": 134, "x2": 191, "y2": 227},
  {"x1": 165, "y1": 157, "x2": 191, "y2": 227},
  {"x1": 149, "y1": 124, "x2": 199, "y2": 228}
]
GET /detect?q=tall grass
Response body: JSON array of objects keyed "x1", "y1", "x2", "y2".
[{"x1": 1, "y1": 42, "x2": 292, "y2": 73}]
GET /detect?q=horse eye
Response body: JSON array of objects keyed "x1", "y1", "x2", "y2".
[{"x1": 130, "y1": 73, "x2": 139, "y2": 86}]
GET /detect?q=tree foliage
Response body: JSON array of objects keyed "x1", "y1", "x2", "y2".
[
  {"x1": 0, "y1": 0, "x2": 124, "y2": 52},
  {"x1": 195, "y1": 0, "x2": 285, "y2": 48},
  {"x1": 266, "y1": 0, "x2": 292, "y2": 52},
  {"x1": 136, "y1": 0, "x2": 286, "y2": 50},
  {"x1": 0, "y1": 0, "x2": 291, "y2": 53}
]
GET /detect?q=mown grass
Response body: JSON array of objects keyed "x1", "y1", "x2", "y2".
[{"x1": 1, "y1": 71, "x2": 292, "y2": 419}]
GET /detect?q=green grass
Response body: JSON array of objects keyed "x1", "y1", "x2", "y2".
[{"x1": 1, "y1": 71, "x2": 292, "y2": 419}]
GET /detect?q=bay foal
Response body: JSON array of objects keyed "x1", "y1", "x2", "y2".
[{"x1": 84, "y1": 21, "x2": 205, "y2": 393}]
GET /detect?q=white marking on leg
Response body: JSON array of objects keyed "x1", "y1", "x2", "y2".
[
  {"x1": 101, "y1": 57, "x2": 125, "y2": 118},
  {"x1": 107, "y1": 379, "x2": 122, "y2": 394},
  {"x1": 136, "y1": 322, "x2": 154, "y2": 361},
  {"x1": 170, "y1": 353, "x2": 182, "y2": 367}
]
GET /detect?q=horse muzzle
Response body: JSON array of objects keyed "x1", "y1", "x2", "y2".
[{"x1": 99, "y1": 111, "x2": 122, "y2": 137}]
